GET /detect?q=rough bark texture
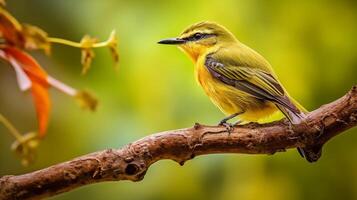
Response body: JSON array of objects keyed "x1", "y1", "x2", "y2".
[{"x1": 1, "y1": 86, "x2": 357, "y2": 200}]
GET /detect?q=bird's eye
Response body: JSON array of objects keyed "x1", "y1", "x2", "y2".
[{"x1": 193, "y1": 33, "x2": 204, "y2": 40}]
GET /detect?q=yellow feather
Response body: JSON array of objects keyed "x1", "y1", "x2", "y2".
[{"x1": 195, "y1": 55, "x2": 278, "y2": 122}]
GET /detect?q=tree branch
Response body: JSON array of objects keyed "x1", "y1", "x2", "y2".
[{"x1": 1, "y1": 86, "x2": 357, "y2": 200}]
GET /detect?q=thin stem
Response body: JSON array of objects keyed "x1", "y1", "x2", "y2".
[
  {"x1": 48, "y1": 37, "x2": 111, "y2": 48},
  {"x1": 47, "y1": 37, "x2": 82, "y2": 48},
  {"x1": 0, "y1": 113, "x2": 23, "y2": 142},
  {"x1": 92, "y1": 41, "x2": 111, "y2": 48}
]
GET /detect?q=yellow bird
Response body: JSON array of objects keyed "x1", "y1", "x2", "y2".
[{"x1": 158, "y1": 21, "x2": 317, "y2": 162}]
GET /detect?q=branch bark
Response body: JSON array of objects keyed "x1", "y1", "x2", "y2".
[{"x1": 1, "y1": 86, "x2": 357, "y2": 200}]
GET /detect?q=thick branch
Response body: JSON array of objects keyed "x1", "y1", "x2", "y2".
[{"x1": 1, "y1": 86, "x2": 357, "y2": 200}]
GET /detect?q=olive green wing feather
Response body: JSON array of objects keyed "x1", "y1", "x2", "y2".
[{"x1": 205, "y1": 54, "x2": 303, "y2": 122}]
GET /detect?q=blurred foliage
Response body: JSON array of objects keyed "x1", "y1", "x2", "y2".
[
  {"x1": 0, "y1": 0, "x2": 357, "y2": 200},
  {"x1": 0, "y1": 1, "x2": 118, "y2": 164}
]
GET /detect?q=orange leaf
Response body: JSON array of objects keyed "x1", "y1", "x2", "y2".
[
  {"x1": 31, "y1": 82, "x2": 50, "y2": 137},
  {"x1": 1, "y1": 46, "x2": 50, "y2": 137},
  {"x1": 3, "y1": 46, "x2": 48, "y2": 84}
]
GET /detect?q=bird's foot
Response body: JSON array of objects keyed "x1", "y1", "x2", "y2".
[
  {"x1": 217, "y1": 112, "x2": 244, "y2": 134},
  {"x1": 218, "y1": 121, "x2": 234, "y2": 135}
]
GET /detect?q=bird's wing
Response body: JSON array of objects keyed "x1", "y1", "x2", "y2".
[{"x1": 204, "y1": 54, "x2": 300, "y2": 115}]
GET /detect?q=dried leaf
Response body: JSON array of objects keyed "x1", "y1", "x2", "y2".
[
  {"x1": 0, "y1": 0, "x2": 5, "y2": 6},
  {"x1": 81, "y1": 48, "x2": 95, "y2": 74},
  {"x1": 11, "y1": 132, "x2": 40, "y2": 166},
  {"x1": 80, "y1": 35, "x2": 97, "y2": 74},
  {"x1": 75, "y1": 90, "x2": 98, "y2": 111},
  {"x1": 107, "y1": 30, "x2": 119, "y2": 67},
  {"x1": 22, "y1": 24, "x2": 51, "y2": 54}
]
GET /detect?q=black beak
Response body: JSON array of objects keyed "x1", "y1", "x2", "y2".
[{"x1": 158, "y1": 38, "x2": 186, "y2": 45}]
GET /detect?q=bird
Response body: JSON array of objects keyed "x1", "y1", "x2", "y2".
[{"x1": 158, "y1": 21, "x2": 319, "y2": 162}]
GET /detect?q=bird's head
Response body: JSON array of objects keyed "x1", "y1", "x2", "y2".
[{"x1": 158, "y1": 21, "x2": 237, "y2": 62}]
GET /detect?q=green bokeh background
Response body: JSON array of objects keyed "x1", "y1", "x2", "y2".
[{"x1": 1, "y1": 0, "x2": 357, "y2": 199}]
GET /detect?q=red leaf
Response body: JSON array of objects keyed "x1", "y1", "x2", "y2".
[
  {"x1": 3, "y1": 46, "x2": 48, "y2": 84},
  {"x1": 31, "y1": 82, "x2": 50, "y2": 137},
  {"x1": 1, "y1": 46, "x2": 50, "y2": 137}
]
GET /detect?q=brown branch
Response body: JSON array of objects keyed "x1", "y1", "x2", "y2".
[{"x1": 1, "y1": 86, "x2": 357, "y2": 200}]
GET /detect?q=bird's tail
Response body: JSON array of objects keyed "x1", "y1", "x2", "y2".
[
  {"x1": 275, "y1": 96, "x2": 306, "y2": 124},
  {"x1": 277, "y1": 104, "x2": 305, "y2": 124},
  {"x1": 276, "y1": 97, "x2": 321, "y2": 163}
]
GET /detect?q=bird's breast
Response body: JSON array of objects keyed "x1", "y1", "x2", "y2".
[{"x1": 195, "y1": 57, "x2": 243, "y2": 115}]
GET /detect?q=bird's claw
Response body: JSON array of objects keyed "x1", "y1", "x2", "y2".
[{"x1": 219, "y1": 122, "x2": 234, "y2": 134}]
